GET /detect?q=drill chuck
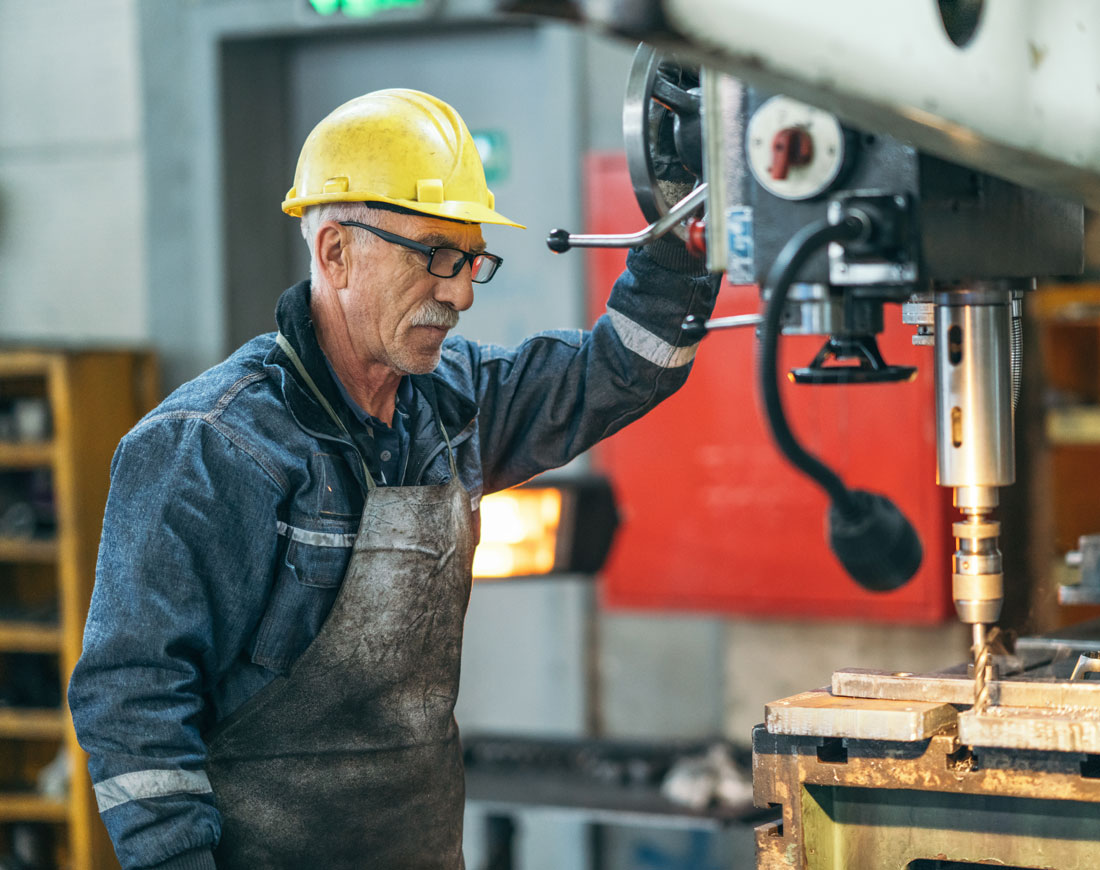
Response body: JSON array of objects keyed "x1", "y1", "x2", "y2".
[{"x1": 952, "y1": 515, "x2": 1003, "y2": 625}]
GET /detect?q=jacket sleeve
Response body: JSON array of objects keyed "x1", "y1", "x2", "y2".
[
  {"x1": 473, "y1": 242, "x2": 720, "y2": 494},
  {"x1": 68, "y1": 415, "x2": 285, "y2": 870}
]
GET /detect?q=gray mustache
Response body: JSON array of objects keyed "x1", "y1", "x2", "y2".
[{"x1": 410, "y1": 301, "x2": 460, "y2": 329}]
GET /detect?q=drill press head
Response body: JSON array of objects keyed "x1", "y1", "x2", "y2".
[{"x1": 713, "y1": 83, "x2": 1076, "y2": 598}]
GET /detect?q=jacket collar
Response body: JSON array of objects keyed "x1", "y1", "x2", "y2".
[{"x1": 265, "y1": 280, "x2": 478, "y2": 447}]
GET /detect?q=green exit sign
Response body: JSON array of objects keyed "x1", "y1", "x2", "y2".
[{"x1": 308, "y1": 0, "x2": 424, "y2": 18}]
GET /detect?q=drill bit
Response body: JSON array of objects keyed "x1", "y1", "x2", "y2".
[{"x1": 972, "y1": 622, "x2": 992, "y2": 711}]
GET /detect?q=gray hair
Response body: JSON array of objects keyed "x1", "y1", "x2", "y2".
[{"x1": 300, "y1": 202, "x2": 385, "y2": 286}]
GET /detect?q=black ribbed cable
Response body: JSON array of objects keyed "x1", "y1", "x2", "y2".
[{"x1": 757, "y1": 213, "x2": 869, "y2": 521}]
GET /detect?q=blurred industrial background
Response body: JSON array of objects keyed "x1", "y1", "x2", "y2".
[{"x1": 6, "y1": 1, "x2": 1100, "y2": 868}]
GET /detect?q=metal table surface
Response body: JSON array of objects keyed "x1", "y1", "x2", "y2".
[{"x1": 466, "y1": 767, "x2": 766, "y2": 830}]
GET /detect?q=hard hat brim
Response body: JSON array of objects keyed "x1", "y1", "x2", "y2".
[{"x1": 283, "y1": 193, "x2": 525, "y2": 229}]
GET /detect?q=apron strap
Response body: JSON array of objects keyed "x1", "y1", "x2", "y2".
[
  {"x1": 275, "y1": 332, "x2": 377, "y2": 494},
  {"x1": 416, "y1": 377, "x2": 461, "y2": 482}
]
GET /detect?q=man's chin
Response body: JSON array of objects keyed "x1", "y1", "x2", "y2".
[
  {"x1": 391, "y1": 329, "x2": 449, "y2": 375},
  {"x1": 396, "y1": 350, "x2": 443, "y2": 376}
]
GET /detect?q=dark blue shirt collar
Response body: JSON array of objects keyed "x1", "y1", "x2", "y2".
[{"x1": 320, "y1": 352, "x2": 412, "y2": 485}]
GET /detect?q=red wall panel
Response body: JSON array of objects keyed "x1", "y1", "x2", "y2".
[{"x1": 586, "y1": 151, "x2": 953, "y2": 623}]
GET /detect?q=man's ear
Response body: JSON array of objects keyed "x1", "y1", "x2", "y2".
[{"x1": 315, "y1": 222, "x2": 350, "y2": 289}]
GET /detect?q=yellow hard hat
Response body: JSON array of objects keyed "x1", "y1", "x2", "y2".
[{"x1": 282, "y1": 88, "x2": 524, "y2": 228}]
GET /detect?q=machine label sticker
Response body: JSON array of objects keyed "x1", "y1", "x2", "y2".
[{"x1": 726, "y1": 206, "x2": 754, "y2": 285}]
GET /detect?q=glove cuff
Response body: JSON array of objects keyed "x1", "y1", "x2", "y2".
[{"x1": 643, "y1": 236, "x2": 709, "y2": 276}]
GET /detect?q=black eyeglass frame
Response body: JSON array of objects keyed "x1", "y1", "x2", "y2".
[{"x1": 338, "y1": 220, "x2": 503, "y2": 284}]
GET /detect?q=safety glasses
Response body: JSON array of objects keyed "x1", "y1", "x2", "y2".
[{"x1": 339, "y1": 221, "x2": 503, "y2": 284}]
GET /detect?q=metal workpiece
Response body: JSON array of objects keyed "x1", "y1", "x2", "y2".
[
  {"x1": 832, "y1": 667, "x2": 1100, "y2": 721},
  {"x1": 958, "y1": 704, "x2": 1100, "y2": 755},
  {"x1": 933, "y1": 287, "x2": 1015, "y2": 492},
  {"x1": 765, "y1": 690, "x2": 955, "y2": 742}
]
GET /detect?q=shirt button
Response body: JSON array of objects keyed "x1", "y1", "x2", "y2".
[{"x1": 380, "y1": 450, "x2": 392, "y2": 462}]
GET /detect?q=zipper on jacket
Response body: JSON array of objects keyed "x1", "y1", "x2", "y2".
[
  {"x1": 410, "y1": 442, "x2": 447, "y2": 486},
  {"x1": 408, "y1": 420, "x2": 477, "y2": 485},
  {"x1": 399, "y1": 443, "x2": 411, "y2": 486}
]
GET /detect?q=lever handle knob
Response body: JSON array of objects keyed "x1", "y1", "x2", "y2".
[
  {"x1": 547, "y1": 229, "x2": 572, "y2": 253},
  {"x1": 681, "y1": 315, "x2": 709, "y2": 342}
]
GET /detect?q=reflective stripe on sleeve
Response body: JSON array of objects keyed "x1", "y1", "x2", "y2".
[
  {"x1": 94, "y1": 769, "x2": 213, "y2": 813},
  {"x1": 276, "y1": 521, "x2": 357, "y2": 548},
  {"x1": 607, "y1": 309, "x2": 700, "y2": 369}
]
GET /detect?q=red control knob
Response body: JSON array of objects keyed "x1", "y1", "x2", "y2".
[
  {"x1": 686, "y1": 218, "x2": 706, "y2": 258},
  {"x1": 769, "y1": 127, "x2": 814, "y2": 180}
]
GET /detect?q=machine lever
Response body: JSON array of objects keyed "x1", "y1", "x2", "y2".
[
  {"x1": 681, "y1": 313, "x2": 763, "y2": 342},
  {"x1": 547, "y1": 184, "x2": 707, "y2": 252}
]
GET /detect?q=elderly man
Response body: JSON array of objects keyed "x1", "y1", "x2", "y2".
[{"x1": 69, "y1": 89, "x2": 717, "y2": 870}]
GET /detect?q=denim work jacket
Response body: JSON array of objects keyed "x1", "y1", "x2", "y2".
[{"x1": 68, "y1": 245, "x2": 718, "y2": 870}]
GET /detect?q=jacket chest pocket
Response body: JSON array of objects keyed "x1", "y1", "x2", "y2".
[
  {"x1": 314, "y1": 451, "x2": 364, "y2": 518},
  {"x1": 250, "y1": 526, "x2": 355, "y2": 674}
]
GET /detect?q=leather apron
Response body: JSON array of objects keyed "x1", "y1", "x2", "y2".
[{"x1": 206, "y1": 334, "x2": 474, "y2": 869}]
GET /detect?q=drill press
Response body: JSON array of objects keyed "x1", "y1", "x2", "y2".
[
  {"x1": 543, "y1": 48, "x2": 1082, "y2": 683},
  {"x1": 498, "y1": 0, "x2": 1100, "y2": 860},
  {"x1": 702, "y1": 82, "x2": 1078, "y2": 690}
]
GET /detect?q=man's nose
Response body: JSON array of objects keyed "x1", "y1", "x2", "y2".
[{"x1": 434, "y1": 271, "x2": 474, "y2": 312}]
